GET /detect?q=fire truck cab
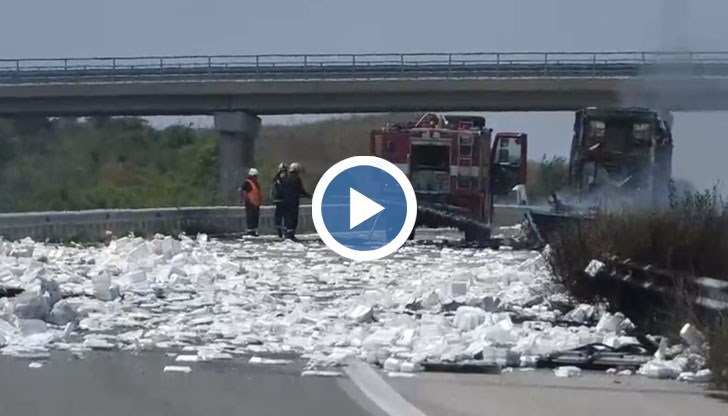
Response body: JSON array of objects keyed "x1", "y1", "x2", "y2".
[{"x1": 370, "y1": 113, "x2": 528, "y2": 234}]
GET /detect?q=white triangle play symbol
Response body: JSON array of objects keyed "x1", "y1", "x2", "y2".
[{"x1": 349, "y1": 188, "x2": 385, "y2": 229}]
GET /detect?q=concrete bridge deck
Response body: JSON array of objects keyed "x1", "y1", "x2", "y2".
[{"x1": 1, "y1": 51, "x2": 728, "y2": 115}]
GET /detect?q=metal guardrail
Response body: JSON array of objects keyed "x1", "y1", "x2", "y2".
[
  {"x1": 2, "y1": 51, "x2": 728, "y2": 84},
  {"x1": 595, "y1": 255, "x2": 728, "y2": 313},
  {"x1": 0, "y1": 205, "x2": 315, "y2": 242},
  {"x1": 0, "y1": 204, "x2": 529, "y2": 243}
]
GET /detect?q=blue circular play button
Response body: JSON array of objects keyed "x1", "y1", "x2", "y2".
[{"x1": 312, "y1": 156, "x2": 417, "y2": 261}]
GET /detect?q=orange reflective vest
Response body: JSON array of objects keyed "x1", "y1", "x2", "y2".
[{"x1": 244, "y1": 179, "x2": 262, "y2": 207}]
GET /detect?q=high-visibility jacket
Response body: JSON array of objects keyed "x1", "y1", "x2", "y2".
[{"x1": 243, "y1": 178, "x2": 262, "y2": 207}]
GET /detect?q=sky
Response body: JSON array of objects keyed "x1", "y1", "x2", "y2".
[{"x1": 2, "y1": 0, "x2": 728, "y2": 189}]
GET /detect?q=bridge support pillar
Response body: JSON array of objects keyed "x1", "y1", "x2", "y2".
[{"x1": 214, "y1": 112, "x2": 261, "y2": 204}]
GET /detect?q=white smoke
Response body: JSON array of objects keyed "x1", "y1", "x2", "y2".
[{"x1": 659, "y1": 0, "x2": 690, "y2": 52}]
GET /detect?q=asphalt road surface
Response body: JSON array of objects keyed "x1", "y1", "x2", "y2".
[
  {"x1": 0, "y1": 352, "x2": 725, "y2": 416},
  {"x1": 389, "y1": 369, "x2": 728, "y2": 416},
  {"x1": 0, "y1": 352, "x2": 385, "y2": 416}
]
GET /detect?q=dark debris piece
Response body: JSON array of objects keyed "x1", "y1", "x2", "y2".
[
  {"x1": 421, "y1": 360, "x2": 502, "y2": 374},
  {"x1": 537, "y1": 342, "x2": 652, "y2": 370},
  {"x1": 0, "y1": 286, "x2": 24, "y2": 298}
]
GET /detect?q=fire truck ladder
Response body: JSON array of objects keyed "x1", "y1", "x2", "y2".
[{"x1": 456, "y1": 134, "x2": 474, "y2": 189}]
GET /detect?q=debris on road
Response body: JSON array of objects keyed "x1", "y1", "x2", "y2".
[
  {"x1": 679, "y1": 323, "x2": 706, "y2": 348},
  {"x1": 249, "y1": 356, "x2": 294, "y2": 365},
  {"x1": 163, "y1": 365, "x2": 192, "y2": 374},
  {"x1": 420, "y1": 360, "x2": 502, "y2": 374},
  {"x1": 301, "y1": 370, "x2": 343, "y2": 377},
  {"x1": 387, "y1": 372, "x2": 417, "y2": 378},
  {"x1": 677, "y1": 369, "x2": 713, "y2": 383},
  {"x1": 0, "y1": 234, "x2": 712, "y2": 382},
  {"x1": 174, "y1": 355, "x2": 199, "y2": 363},
  {"x1": 554, "y1": 366, "x2": 582, "y2": 378},
  {"x1": 538, "y1": 343, "x2": 653, "y2": 370},
  {"x1": 28, "y1": 361, "x2": 44, "y2": 369}
]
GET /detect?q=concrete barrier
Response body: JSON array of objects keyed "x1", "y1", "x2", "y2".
[
  {"x1": 0, "y1": 204, "x2": 527, "y2": 243},
  {"x1": 491, "y1": 204, "x2": 530, "y2": 228}
]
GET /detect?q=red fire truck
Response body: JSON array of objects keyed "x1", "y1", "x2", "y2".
[{"x1": 370, "y1": 112, "x2": 528, "y2": 241}]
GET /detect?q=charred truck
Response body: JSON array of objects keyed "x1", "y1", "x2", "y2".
[
  {"x1": 370, "y1": 112, "x2": 528, "y2": 241},
  {"x1": 566, "y1": 107, "x2": 673, "y2": 209},
  {"x1": 529, "y1": 107, "x2": 674, "y2": 242}
]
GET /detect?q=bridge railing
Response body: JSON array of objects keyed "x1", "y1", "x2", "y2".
[{"x1": 2, "y1": 51, "x2": 728, "y2": 83}]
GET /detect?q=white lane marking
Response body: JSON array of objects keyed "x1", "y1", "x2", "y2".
[{"x1": 344, "y1": 362, "x2": 428, "y2": 416}]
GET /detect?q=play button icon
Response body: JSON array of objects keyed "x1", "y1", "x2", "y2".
[
  {"x1": 349, "y1": 188, "x2": 384, "y2": 229},
  {"x1": 312, "y1": 156, "x2": 417, "y2": 261}
]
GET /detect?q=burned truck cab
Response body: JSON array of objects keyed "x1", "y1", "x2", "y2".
[{"x1": 568, "y1": 107, "x2": 673, "y2": 208}]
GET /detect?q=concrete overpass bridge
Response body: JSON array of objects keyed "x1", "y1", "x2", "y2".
[
  {"x1": 3, "y1": 50, "x2": 728, "y2": 200},
  {"x1": 3, "y1": 51, "x2": 728, "y2": 116}
]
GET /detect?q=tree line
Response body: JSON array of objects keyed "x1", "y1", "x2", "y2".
[{"x1": 1, "y1": 114, "x2": 694, "y2": 212}]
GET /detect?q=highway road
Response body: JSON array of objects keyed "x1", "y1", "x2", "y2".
[
  {"x1": 0, "y1": 352, "x2": 725, "y2": 416},
  {"x1": 0, "y1": 351, "x2": 381, "y2": 416}
]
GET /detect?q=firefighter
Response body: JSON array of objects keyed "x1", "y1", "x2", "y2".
[
  {"x1": 280, "y1": 162, "x2": 311, "y2": 241},
  {"x1": 271, "y1": 163, "x2": 288, "y2": 238},
  {"x1": 239, "y1": 168, "x2": 262, "y2": 236}
]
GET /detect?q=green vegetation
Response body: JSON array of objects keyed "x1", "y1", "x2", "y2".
[
  {"x1": 546, "y1": 187, "x2": 728, "y2": 389},
  {"x1": 0, "y1": 114, "x2": 419, "y2": 212},
  {"x1": 711, "y1": 324, "x2": 728, "y2": 391},
  {"x1": 526, "y1": 155, "x2": 568, "y2": 201},
  {"x1": 0, "y1": 117, "x2": 220, "y2": 212},
  {"x1": 0, "y1": 113, "x2": 657, "y2": 212},
  {"x1": 549, "y1": 186, "x2": 728, "y2": 287}
]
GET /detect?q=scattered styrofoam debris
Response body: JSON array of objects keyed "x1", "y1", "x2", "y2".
[
  {"x1": 453, "y1": 306, "x2": 486, "y2": 331},
  {"x1": 163, "y1": 365, "x2": 192, "y2": 374},
  {"x1": 563, "y1": 304, "x2": 595, "y2": 324},
  {"x1": 554, "y1": 366, "x2": 582, "y2": 378},
  {"x1": 595, "y1": 312, "x2": 625, "y2": 333},
  {"x1": 400, "y1": 361, "x2": 422, "y2": 373},
  {"x1": 346, "y1": 304, "x2": 374, "y2": 323},
  {"x1": 387, "y1": 372, "x2": 416, "y2": 378},
  {"x1": 678, "y1": 369, "x2": 712, "y2": 383},
  {"x1": 0, "y1": 235, "x2": 710, "y2": 382},
  {"x1": 638, "y1": 360, "x2": 682, "y2": 379},
  {"x1": 83, "y1": 336, "x2": 115, "y2": 351},
  {"x1": 584, "y1": 260, "x2": 605, "y2": 277},
  {"x1": 174, "y1": 355, "x2": 199, "y2": 363},
  {"x1": 679, "y1": 323, "x2": 706, "y2": 347},
  {"x1": 693, "y1": 369, "x2": 712, "y2": 383},
  {"x1": 28, "y1": 361, "x2": 44, "y2": 369},
  {"x1": 197, "y1": 348, "x2": 233, "y2": 361},
  {"x1": 301, "y1": 370, "x2": 343, "y2": 377},
  {"x1": 249, "y1": 356, "x2": 293, "y2": 365}
]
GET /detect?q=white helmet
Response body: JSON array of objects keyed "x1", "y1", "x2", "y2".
[
  {"x1": 248, "y1": 168, "x2": 259, "y2": 176},
  {"x1": 289, "y1": 162, "x2": 301, "y2": 173}
]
